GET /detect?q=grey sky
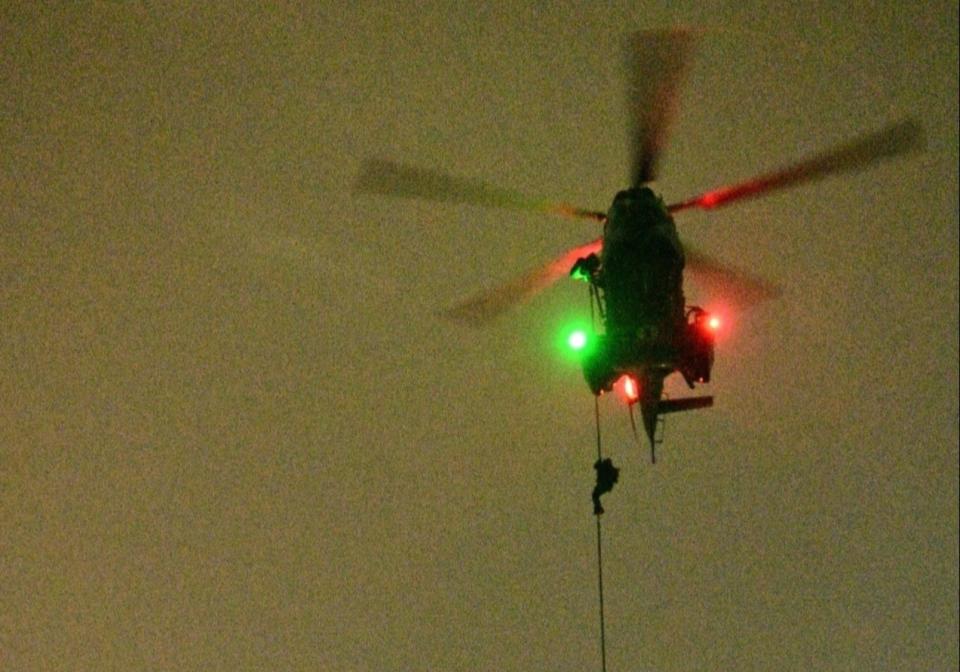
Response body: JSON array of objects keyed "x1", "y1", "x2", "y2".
[{"x1": 2, "y1": 3, "x2": 957, "y2": 670}]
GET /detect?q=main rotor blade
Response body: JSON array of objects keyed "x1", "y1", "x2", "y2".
[
  {"x1": 441, "y1": 239, "x2": 603, "y2": 326},
  {"x1": 356, "y1": 159, "x2": 606, "y2": 222},
  {"x1": 626, "y1": 30, "x2": 696, "y2": 186},
  {"x1": 685, "y1": 246, "x2": 782, "y2": 311},
  {"x1": 668, "y1": 119, "x2": 924, "y2": 213}
]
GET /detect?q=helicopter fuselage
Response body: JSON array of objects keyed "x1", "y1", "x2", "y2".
[
  {"x1": 601, "y1": 187, "x2": 686, "y2": 350},
  {"x1": 580, "y1": 186, "x2": 715, "y2": 454}
]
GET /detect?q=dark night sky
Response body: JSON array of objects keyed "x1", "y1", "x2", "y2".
[{"x1": 2, "y1": 3, "x2": 958, "y2": 670}]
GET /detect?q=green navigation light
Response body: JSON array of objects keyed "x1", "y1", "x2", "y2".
[{"x1": 568, "y1": 330, "x2": 588, "y2": 351}]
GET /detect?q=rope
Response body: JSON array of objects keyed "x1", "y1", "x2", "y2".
[
  {"x1": 587, "y1": 276, "x2": 608, "y2": 672},
  {"x1": 589, "y1": 284, "x2": 597, "y2": 328},
  {"x1": 594, "y1": 395, "x2": 608, "y2": 672},
  {"x1": 590, "y1": 282, "x2": 605, "y2": 324}
]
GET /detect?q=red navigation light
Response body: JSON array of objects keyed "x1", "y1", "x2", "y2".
[
  {"x1": 615, "y1": 374, "x2": 640, "y2": 404},
  {"x1": 707, "y1": 315, "x2": 721, "y2": 331}
]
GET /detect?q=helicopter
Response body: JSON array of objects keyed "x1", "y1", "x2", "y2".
[{"x1": 356, "y1": 30, "x2": 923, "y2": 459}]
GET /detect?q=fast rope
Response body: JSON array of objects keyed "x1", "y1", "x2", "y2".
[
  {"x1": 594, "y1": 395, "x2": 608, "y2": 672},
  {"x1": 587, "y1": 273, "x2": 616, "y2": 672}
]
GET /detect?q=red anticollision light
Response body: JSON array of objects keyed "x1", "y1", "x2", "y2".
[
  {"x1": 615, "y1": 374, "x2": 640, "y2": 404},
  {"x1": 707, "y1": 315, "x2": 721, "y2": 331}
]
